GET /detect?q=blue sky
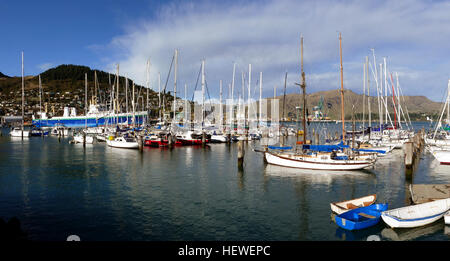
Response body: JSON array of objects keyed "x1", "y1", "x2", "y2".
[{"x1": 1, "y1": 0, "x2": 449, "y2": 102}]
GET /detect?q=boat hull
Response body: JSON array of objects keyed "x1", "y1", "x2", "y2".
[
  {"x1": 107, "y1": 140, "x2": 139, "y2": 149},
  {"x1": 264, "y1": 152, "x2": 375, "y2": 171},
  {"x1": 335, "y1": 204, "x2": 388, "y2": 230},
  {"x1": 330, "y1": 194, "x2": 377, "y2": 215},
  {"x1": 381, "y1": 198, "x2": 450, "y2": 228}
]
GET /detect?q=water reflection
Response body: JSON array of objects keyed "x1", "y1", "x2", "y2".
[
  {"x1": 381, "y1": 221, "x2": 445, "y2": 241},
  {"x1": 263, "y1": 164, "x2": 376, "y2": 184}
]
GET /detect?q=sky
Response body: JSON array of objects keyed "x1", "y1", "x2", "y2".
[{"x1": 0, "y1": 0, "x2": 449, "y2": 102}]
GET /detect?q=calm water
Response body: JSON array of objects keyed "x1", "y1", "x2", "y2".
[{"x1": 0, "y1": 122, "x2": 449, "y2": 241}]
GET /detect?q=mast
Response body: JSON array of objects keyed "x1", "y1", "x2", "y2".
[
  {"x1": 384, "y1": 58, "x2": 388, "y2": 126},
  {"x1": 133, "y1": 82, "x2": 136, "y2": 127},
  {"x1": 362, "y1": 62, "x2": 366, "y2": 132},
  {"x1": 85, "y1": 73, "x2": 87, "y2": 129},
  {"x1": 295, "y1": 34, "x2": 307, "y2": 146},
  {"x1": 21, "y1": 51, "x2": 24, "y2": 137},
  {"x1": 173, "y1": 49, "x2": 178, "y2": 125},
  {"x1": 146, "y1": 59, "x2": 150, "y2": 113},
  {"x1": 201, "y1": 59, "x2": 205, "y2": 132},
  {"x1": 248, "y1": 64, "x2": 251, "y2": 137},
  {"x1": 339, "y1": 32, "x2": 345, "y2": 142},
  {"x1": 219, "y1": 80, "x2": 223, "y2": 133},
  {"x1": 366, "y1": 56, "x2": 371, "y2": 129},
  {"x1": 39, "y1": 74, "x2": 42, "y2": 119},
  {"x1": 158, "y1": 72, "x2": 161, "y2": 121},
  {"x1": 231, "y1": 63, "x2": 236, "y2": 135},
  {"x1": 125, "y1": 75, "x2": 128, "y2": 124},
  {"x1": 259, "y1": 72, "x2": 262, "y2": 128}
]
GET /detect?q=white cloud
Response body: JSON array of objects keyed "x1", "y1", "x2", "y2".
[
  {"x1": 100, "y1": 0, "x2": 450, "y2": 102},
  {"x1": 37, "y1": 62, "x2": 54, "y2": 71}
]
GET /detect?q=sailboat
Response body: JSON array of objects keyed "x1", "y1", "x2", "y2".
[
  {"x1": 264, "y1": 34, "x2": 376, "y2": 171},
  {"x1": 10, "y1": 52, "x2": 30, "y2": 138}
]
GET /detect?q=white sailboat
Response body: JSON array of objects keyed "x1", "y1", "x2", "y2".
[{"x1": 10, "y1": 52, "x2": 30, "y2": 138}]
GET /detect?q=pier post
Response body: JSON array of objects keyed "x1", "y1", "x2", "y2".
[
  {"x1": 138, "y1": 135, "x2": 143, "y2": 152},
  {"x1": 404, "y1": 141, "x2": 413, "y2": 168},
  {"x1": 202, "y1": 132, "x2": 206, "y2": 147},
  {"x1": 227, "y1": 133, "x2": 231, "y2": 144},
  {"x1": 83, "y1": 132, "x2": 86, "y2": 147},
  {"x1": 168, "y1": 133, "x2": 173, "y2": 149},
  {"x1": 237, "y1": 140, "x2": 245, "y2": 169},
  {"x1": 315, "y1": 133, "x2": 319, "y2": 145}
]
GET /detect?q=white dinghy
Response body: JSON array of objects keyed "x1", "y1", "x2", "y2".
[
  {"x1": 381, "y1": 198, "x2": 450, "y2": 228},
  {"x1": 330, "y1": 194, "x2": 377, "y2": 214}
]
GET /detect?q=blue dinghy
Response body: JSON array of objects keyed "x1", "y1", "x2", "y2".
[{"x1": 335, "y1": 203, "x2": 388, "y2": 230}]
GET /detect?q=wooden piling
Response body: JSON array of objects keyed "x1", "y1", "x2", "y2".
[
  {"x1": 138, "y1": 135, "x2": 143, "y2": 152},
  {"x1": 404, "y1": 141, "x2": 413, "y2": 168},
  {"x1": 237, "y1": 140, "x2": 245, "y2": 169},
  {"x1": 202, "y1": 132, "x2": 206, "y2": 147}
]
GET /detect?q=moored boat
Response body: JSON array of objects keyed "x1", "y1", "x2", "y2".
[
  {"x1": 107, "y1": 136, "x2": 139, "y2": 149},
  {"x1": 10, "y1": 127, "x2": 30, "y2": 137},
  {"x1": 264, "y1": 151, "x2": 375, "y2": 171},
  {"x1": 335, "y1": 203, "x2": 388, "y2": 230},
  {"x1": 381, "y1": 198, "x2": 450, "y2": 228},
  {"x1": 330, "y1": 194, "x2": 377, "y2": 214}
]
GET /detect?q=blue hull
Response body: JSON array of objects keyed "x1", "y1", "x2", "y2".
[
  {"x1": 335, "y1": 204, "x2": 388, "y2": 230},
  {"x1": 32, "y1": 114, "x2": 147, "y2": 128}
]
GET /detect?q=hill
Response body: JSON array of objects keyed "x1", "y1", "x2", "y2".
[
  {"x1": 275, "y1": 89, "x2": 443, "y2": 121},
  {"x1": 0, "y1": 64, "x2": 170, "y2": 118}
]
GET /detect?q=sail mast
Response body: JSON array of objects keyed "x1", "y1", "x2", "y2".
[
  {"x1": 339, "y1": 32, "x2": 345, "y2": 142},
  {"x1": 21, "y1": 51, "x2": 24, "y2": 137}
]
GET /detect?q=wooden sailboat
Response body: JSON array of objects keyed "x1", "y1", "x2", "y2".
[{"x1": 264, "y1": 34, "x2": 376, "y2": 171}]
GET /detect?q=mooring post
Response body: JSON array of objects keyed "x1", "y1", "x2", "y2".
[
  {"x1": 237, "y1": 140, "x2": 245, "y2": 169},
  {"x1": 83, "y1": 132, "x2": 86, "y2": 147},
  {"x1": 227, "y1": 133, "x2": 231, "y2": 144},
  {"x1": 404, "y1": 141, "x2": 413, "y2": 169},
  {"x1": 202, "y1": 131, "x2": 206, "y2": 147},
  {"x1": 138, "y1": 135, "x2": 143, "y2": 152}
]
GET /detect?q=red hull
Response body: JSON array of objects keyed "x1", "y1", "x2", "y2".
[
  {"x1": 179, "y1": 139, "x2": 209, "y2": 146},
  {"x1": 144, "y1": 139, "x2": 182, "y2": 147}
]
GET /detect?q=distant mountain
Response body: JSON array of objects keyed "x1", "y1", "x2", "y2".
[{"x1": 275, "y1": 89, "x2": 443, "y2": 121}]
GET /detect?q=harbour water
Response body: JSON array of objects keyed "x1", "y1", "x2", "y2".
[{"x1": 0, "y1": 122, "x2": 449, "y2": 241}]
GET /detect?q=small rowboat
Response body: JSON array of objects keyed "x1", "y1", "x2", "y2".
[
  {"x1": 381, "y1": 198, "x2": 450, "y2": 228},
  {"x1": 445, "y1": 211, "x2": 450, "y2": 225},
  {"x1": 335, "y1": 204, "x2": 388, "y2": 230},
  {"x1": 330, "y1": 194, "x2": 377, "y2": 215}
]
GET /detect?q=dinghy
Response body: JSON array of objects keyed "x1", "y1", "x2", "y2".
[
  {"x1": 335, "y1": 203, "x2": 388, "y2": 230},
  {"x1": 330, "y1": 194, "x2": 377, "y2": 214},
  {"x1": 445, "y1": 211, "x2": 450, "y2": 225},
  {"x1": 381, "y1": 198, "x2": 450, "y2": 228}
]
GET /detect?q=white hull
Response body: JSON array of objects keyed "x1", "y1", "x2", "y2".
[
  {"x1": 72, "y1": 135, "x2": 94, "y2": 144},
  {"x1": 107, "y1": 138, "x2": 139, "y2": 149},
  {"x1": 10, "y1": 129, "x2": 30, "y2": 137},
  {"x1": 264, "y1": 152, "x2": 375, "y2": 171},
  {"x1": 210, "y1": 135, "x2": 228, "y2": 143},
  {"x1": 381, "y1": 198, "x2": 450, "y2": 228},
  {"x1": 431, "y1": 150, "x2": 450, "y2": 165}
]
